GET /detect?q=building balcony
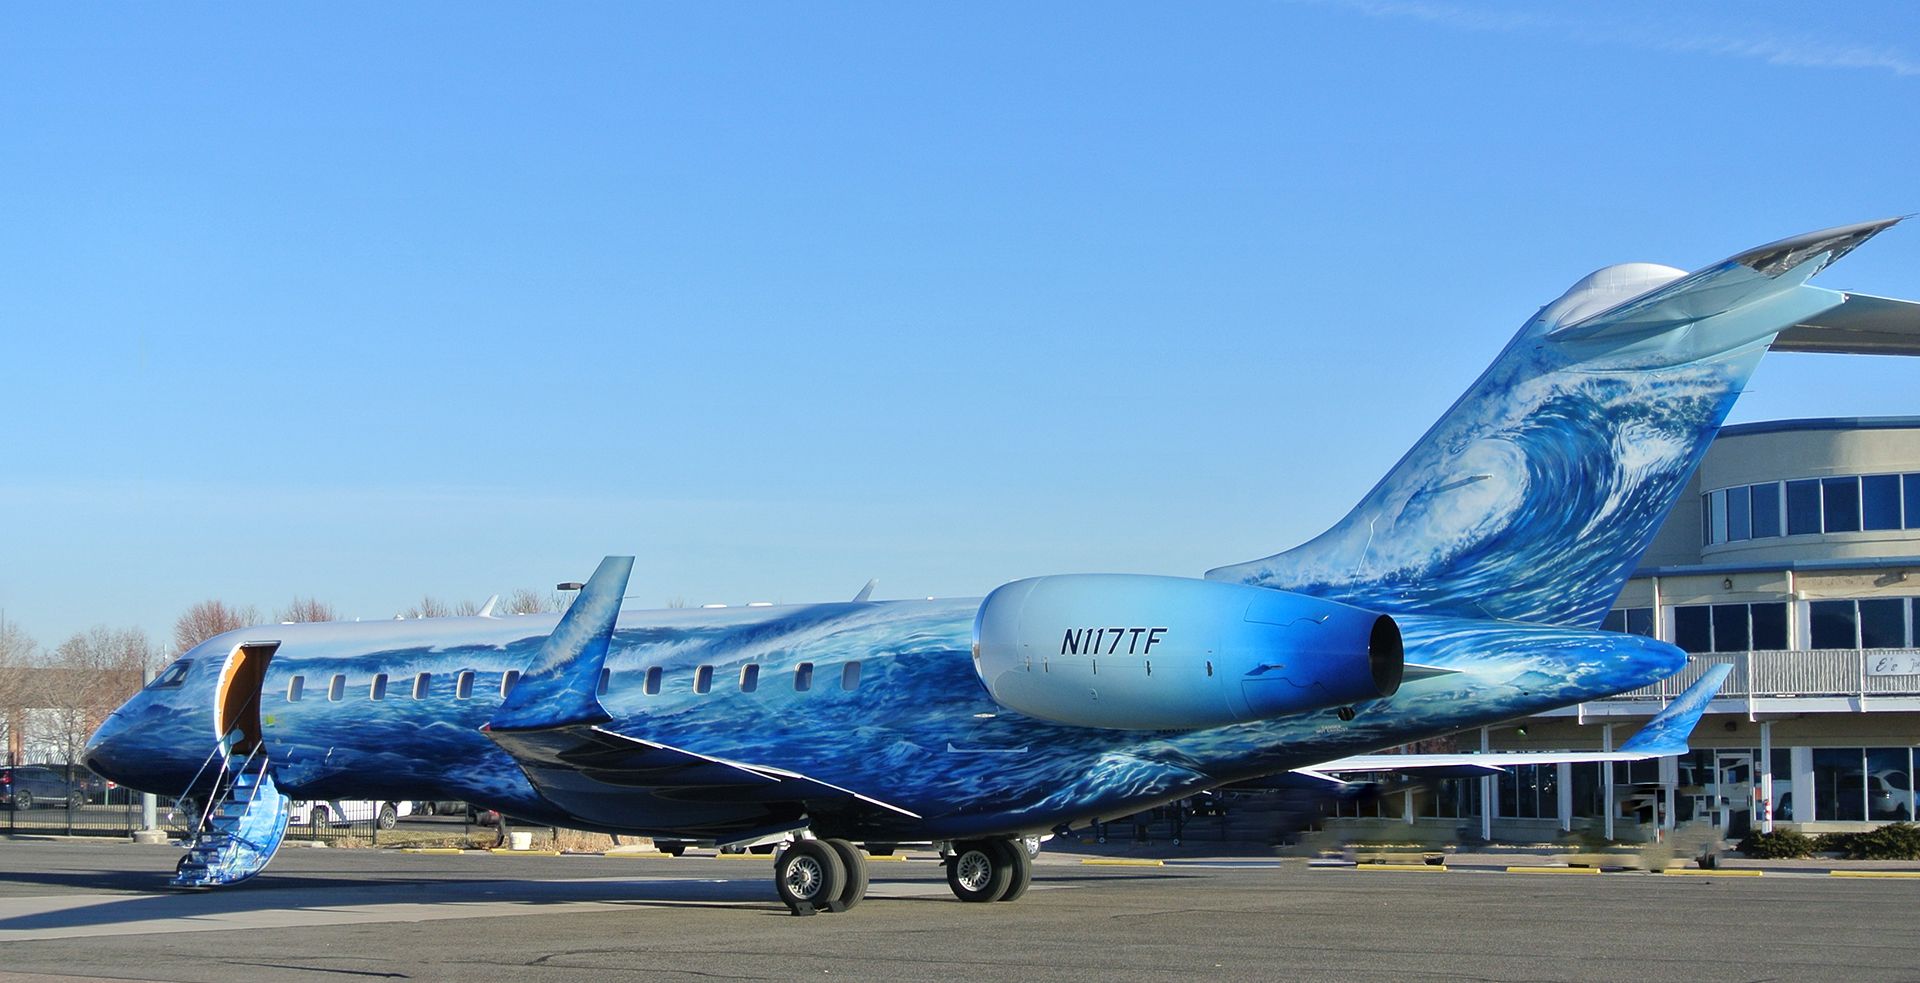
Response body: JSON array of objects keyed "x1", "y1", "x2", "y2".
[{"x1": 1552, "y1": 649, "x2": 1920, "y2": 718}]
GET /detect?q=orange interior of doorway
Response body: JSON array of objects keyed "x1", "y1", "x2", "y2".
[{"x1": 216, "y1": 643, "x2": 277, "y2": 754}]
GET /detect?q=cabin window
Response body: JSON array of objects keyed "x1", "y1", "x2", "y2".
[
  {"x1": 794, "y1": 662, "x2": 813, "y2": 692},
  {"x1": 149, "y1": 660, "x2": 192, "y2": 689},
  {"x1": 369, "y1": 674, "x2": 388, "y2": 701},
  {"x1": 327, "y1": 674, "x2": 346, "y2": 702},
  {"x1": 412, "y1": 672, "x2": 432, "y2": 699},
  {"x1": 841, "y1": 661, "x2": 861, "y2": 690},
  {"x1": 740, "y1": 664, "x2": 759, "y2": 693},
  {"x1": 694, "y1": 665, "x2": 713, "y2": 695},
  {"x1": 644, "y1": 666, "x2": 662, "y2": 695},
  {"x1": 286, "y1": 675, "x2": 304, "y2": 702},
  {"x1": 455, "y1": 671, "x2": 475, "y2": 699},
  {"x1": 597, "y1": 667, "x2": 610, "y2": 696},
  {"x1": 501, "y1": 670, "x2": 521, "y2": 698}
]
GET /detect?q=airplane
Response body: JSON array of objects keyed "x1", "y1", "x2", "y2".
[{"x1": 84, "y1": 218, "x2": 1920, "y2": 914}]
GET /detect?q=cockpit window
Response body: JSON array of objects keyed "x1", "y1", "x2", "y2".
[{"x1": 149, "y1": 660, "x2": 192, "y2": 689}]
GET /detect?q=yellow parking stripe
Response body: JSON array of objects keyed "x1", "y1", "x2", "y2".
[{"x1": 1829, "y1": 870, "x2": 1920, "y2": 878}]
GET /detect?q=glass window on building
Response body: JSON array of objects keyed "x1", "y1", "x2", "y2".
[
  {"x1": 1711, "y1": 604, "x2": 1750, "y2": 652},
  {"x1": 1865, "y1": 747, "x2": 1914, "y2": 821},
  {"x1": 1815, "y1": 748, "x2": 1867, "y2": 821},
  {"x1": 1907, "y1": 474, "x2": 1920, "y2": 530},
  {"x1": 1750, "y1": 602, "x2": 1788, "y2": 650},
  {"x1": 1810, "y1": 600, "x2": 1857, "y2": 649},
  {"x1": 1709, "y1": 489, "x2": 1728, "y2": 544},
  {"x1": 1673, "y1": 605, "x2": 1712, "y2": 654},
  {"x1": 1823, "y1": 477, "x2": 1862, "y2": 533},
  {"x1": 1859, "y1": 598, "x2": 1908, "y2": 649},
  {"x1": 1602, "y1": 607, "x2": 1655, "y2": 637},
  {"x1": 1751, "y1": 482, "x2": 1783, "y2": 538},
  {"x1": 1726, "y1": 485, "x2": 1751, "y2": 541},
  {"x1": 1863, "y1": 474, "x2": 1903, "y2": 531},
  {"x1": 1787, "y1": 479, "x2": 1822, "y2": 535}
]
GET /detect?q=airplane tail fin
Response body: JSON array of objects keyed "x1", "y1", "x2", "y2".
[{"x1": 1207, "y1": 219, "x2": 1906, "y2": 628}]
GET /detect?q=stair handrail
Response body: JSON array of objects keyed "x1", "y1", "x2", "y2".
[
  {"x1": 169, "y1": 740, "x2": 227, "y2": 826},
  {"x1": 196, "y1": 740, "x2": 267, "y2": 837}
]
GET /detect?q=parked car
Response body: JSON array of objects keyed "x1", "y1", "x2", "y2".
[
  {"x1": 1, "y1": 766, "x2": 85, "y2": 810},
  {"x1": 288, "y1": 799, "x2": 414, "y2": 829},
  {"x1": 1772, "y1": 771, "x2": 1913, "y2": 822}
]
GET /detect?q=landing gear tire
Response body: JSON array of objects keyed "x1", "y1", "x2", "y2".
[
  {"x1": 377, "y1": 803, "x2": 398, "y2": 830},
  {"x1": 821, "y1": 838, "x2": 869, "y2": 912},
  {"x1": 996, "y1": 842, "x2": 1033, "y2": 902},
  {"x1": 946, "y1": 839, "x2": 1015, "y2": 903},
  {"x1": 775, "y1": 840, "x2": 846, "y2": 916}
]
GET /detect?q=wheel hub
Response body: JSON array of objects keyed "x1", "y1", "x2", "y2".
[
  {"x1": 785, "y1": 855, "x2": 824, "y2": 899},
  {"x1": 955, "y1": 850, "x2": 993, "y2": 892}
]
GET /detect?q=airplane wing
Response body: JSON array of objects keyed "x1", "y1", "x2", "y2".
[
  {"x1": 483, "y1": 555, "x2": 916, "y2": 833},
  {"x1": 1298, "y1": 663, "x2": 1731, "y2": 779}
]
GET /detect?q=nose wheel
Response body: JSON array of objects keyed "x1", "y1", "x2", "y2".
[
  {"x1": 945, "y1": 838, "x2": 1032, "y2": 902},
  {"x1": 773, "y1": 838, "x2": 871, "y2": 915}
]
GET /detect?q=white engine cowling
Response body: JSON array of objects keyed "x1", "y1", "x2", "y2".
[{"x1": 971, "y1": 574, "x2": 1401, "y2": 730}]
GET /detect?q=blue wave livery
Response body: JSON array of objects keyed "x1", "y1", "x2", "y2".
[{"x1": 85, "y1": 219, "x2": 1918, "y2": 912}]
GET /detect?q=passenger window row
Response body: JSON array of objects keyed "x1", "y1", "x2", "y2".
[{"x1": 285, "y1": 661, "x2": 863, "y2": 703}]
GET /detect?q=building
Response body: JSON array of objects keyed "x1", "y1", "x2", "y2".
[{"x1": 1333, "y1": 417, "x2": 1920, "y2": 844}]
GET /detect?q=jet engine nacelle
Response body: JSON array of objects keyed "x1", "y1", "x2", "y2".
[{"x1": 972, "y1": 574, "x2": 1402, "y2": 730}]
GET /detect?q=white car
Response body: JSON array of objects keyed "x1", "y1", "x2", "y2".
[{"x1": 288, "y1": 799, "x2": 413, "y2": 830}]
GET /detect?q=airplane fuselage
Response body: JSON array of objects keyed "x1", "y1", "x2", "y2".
[{"x1": 88, "y1": 597, "x2": 1682, "y2": 841}]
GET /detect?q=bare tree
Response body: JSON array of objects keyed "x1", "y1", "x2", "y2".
[
  {"x1": 400, "y1": 596, "x2": 453, "y2": 619},
  {"x1": 0, "y1": 616, "x2": 37, "y2": 765},
  {"x1": 454, "y1": 598, "x2": 482, "y2": 616},
  {"x1": 173, "y1": 600, "x2": 260, "y2": 655},
  {"x1": 499, "y1": 588, "x2": 558, "y2": 615},
  {"x1": 276, "y1": 596, "x2": 338, "y2": 624},
  {"x1": 36, "y1": 627, "x2": 155, "y2": 770}
]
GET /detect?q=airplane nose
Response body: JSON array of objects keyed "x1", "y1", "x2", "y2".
[{"x1": 83, "y1": 712, "x2": 132, "y2": 786}]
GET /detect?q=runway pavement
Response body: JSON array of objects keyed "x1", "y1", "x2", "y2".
[{"x1": 1, "y1": 839, "x2": 1917, "y2": 982}]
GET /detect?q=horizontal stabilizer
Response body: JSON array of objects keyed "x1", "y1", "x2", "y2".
[
  {"x1": 488, "y1": 556, "x2": 632, "y2": 732},
  {"x1": 1303, "y1": 663, "x2": 1733, "y2": 776},
  {"x1": 1547, "y1": 218, "x2": 1900, "y2": 345},
  {"x1": 1772, "y1": 292, "x2": 1920, "y2": 356}
]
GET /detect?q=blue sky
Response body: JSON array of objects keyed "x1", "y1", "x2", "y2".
[{"x1": 3, "y1": 1, "x2": 1917, "y2": 650}]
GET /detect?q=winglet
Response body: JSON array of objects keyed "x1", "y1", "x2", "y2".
[
  {"x1": 487, "y1": 556, "x2": 633, "y2": 732},
  {"x1": 1618, "y1": 663, "x2": 1734, "y2": 756},
  {"x1": 852, "y1": 579, "x2": 877, "y2": 603}
]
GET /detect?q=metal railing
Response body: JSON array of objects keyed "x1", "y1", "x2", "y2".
[{"x1": 1602, "y1": 649, "x2": 1920, "y2": 702}]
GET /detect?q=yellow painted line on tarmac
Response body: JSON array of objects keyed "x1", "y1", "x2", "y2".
[
  {"x1": 400, "y1": 848, "x2": 465, "y2": 855},
  {"x1": 1655, "y1": 867, "x2": 1761, "y2": 876},
  {"x1": 865, "y1": 854, "x2": 909, "y2": 862},
  {"x1": 1505, "y1": 866, "x2": 1599, "y2": 875},
  {"x1": 1080, "y1": 858, "x2": 1166, "y2": 867},
  {"x1": 1829, "y1": 870, "x2": 1920, "y2": 879},
  {"x1": 487, "y1": 848, "x2": 563, "y2": 856},
  {"x1": 715, "y1": 852, "x2": 764, "y2": 859},
  {"x1": 1353, "y1": 863, "x2": 1445, "y2": 872}
]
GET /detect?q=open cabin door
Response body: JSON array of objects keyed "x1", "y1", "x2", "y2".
[{"x1": 216, "y1": 642, "x2": 279, "y2": 754}]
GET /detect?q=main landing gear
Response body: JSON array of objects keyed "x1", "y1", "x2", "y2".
[
  {"x1": 770, "y1": 835, "x2": 1036, "y2": 913},
  {"x1": 774, "y1": 838, "x2": 870, "y2": 916},
  {"x1": 944, "y1": 838, "x2": 1032, "y2": 903}
]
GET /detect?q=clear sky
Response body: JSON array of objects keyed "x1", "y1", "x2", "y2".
[{"x1": 3, "y1": 1, "x2": 1918, "y2": 651}]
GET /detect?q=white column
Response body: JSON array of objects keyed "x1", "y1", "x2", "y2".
[
  {"x1": 1659, "y1": 754, "x2": 1679, "y2": 831},
  {"x1": 1602, "y1": 723, "x2": 1616, "y2": 841},
  {"x1": 1403, "y1": 787, "x2": 1414, "y2": 826},
  {"x1": 1759, "y1": 720, "x2": 1774, "y2": 834},
  {"x1": 1556, "y1": 761, "x2": 1573, "y2": 833},
  {"x1": 1480, "y1": 726, "x2": 1494, "y2": 841}
]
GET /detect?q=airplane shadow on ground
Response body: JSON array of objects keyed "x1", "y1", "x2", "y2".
[{"x1": 0, "y1": 867, "x2": 1189, "y2": 935}]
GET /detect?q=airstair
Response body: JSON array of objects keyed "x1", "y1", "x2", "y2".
[{"x1": 169, "y1": 736, "x2": 290, "y2": 888}]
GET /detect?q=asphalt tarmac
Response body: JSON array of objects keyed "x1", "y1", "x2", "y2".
[{"x1": 1, "y1": 839, "x2": 1917, "y2": 982}]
